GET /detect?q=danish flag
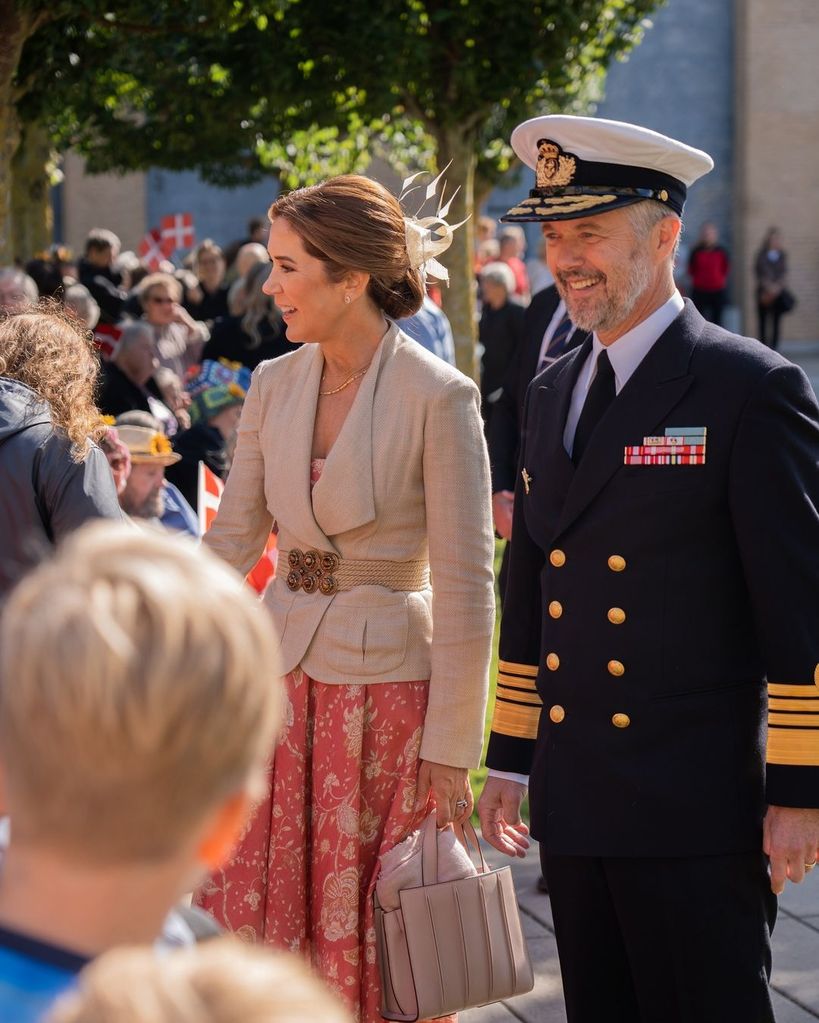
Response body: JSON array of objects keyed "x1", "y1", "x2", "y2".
[
  {"x1": 161, "y1": 212, "x2": 196, "y2": 252},
  {"x1": 138, "y1": 228, "x2": 172, "y2": 270},
  {"x1": 198, "y1": 463, "x2": 277, "y2": 595}
]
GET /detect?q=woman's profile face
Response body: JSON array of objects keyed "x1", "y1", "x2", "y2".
[{"x1": 263, "y1": 217, "x2": 346, "y2": 344}]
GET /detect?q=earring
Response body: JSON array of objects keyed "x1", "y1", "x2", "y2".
[{"x1": 344, "y1": 295, "x2": 351, "y2": 304}]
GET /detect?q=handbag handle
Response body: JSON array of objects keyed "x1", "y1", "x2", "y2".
[{"x1": 420, "y1": 811, "x2": 489, "y2": 885}]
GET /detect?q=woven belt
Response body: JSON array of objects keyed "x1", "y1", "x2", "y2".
[{"x1": 279, "y1": 548, "x2": 430, "y2": 595}]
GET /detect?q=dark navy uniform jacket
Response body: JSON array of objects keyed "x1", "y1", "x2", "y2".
[{"x1": 485, "y1": 301, "x2": 819, "y2": 857}]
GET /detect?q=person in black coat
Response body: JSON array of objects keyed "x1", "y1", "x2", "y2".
[
  {"x1": 77, "y1": 228, "x2": 127, "y2": 325},
  {"x1": 182, "y1": 239, "x2": 230, "y2": 326},
  {"x1": 478, "y1": 115, "x2": 819, "y2": 1023},
  {"x1": 201, "y1": 261, "x2": 292, "y2": 370},
  {"x1": 98, "y1": 322, "x2": 178, "y2": 436},
  {"x1": 489, "y1": 282, "x2": 588, "y2": 593},
  {"x1": 0, "y1": 309, "x2": 122, "y2": 595},
  {"x1": 478, "y1": 261, "x2": 525, "y2": 435}
]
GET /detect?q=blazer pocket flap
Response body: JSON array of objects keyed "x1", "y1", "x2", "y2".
[{"x1": 322, "y1": 594, "x2": 409, "y2": 676}]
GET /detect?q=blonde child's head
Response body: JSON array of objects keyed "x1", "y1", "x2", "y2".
[
  {"x1": 0, "y1": 522, "x2": 282, "y2": 867},
  {"x1": 48, "y1": 939, "x2": 353, "y2": 1023}
]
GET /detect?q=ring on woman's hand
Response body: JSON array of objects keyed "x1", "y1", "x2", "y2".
[{"x1": 455, "y1": 798, "x2": 469, "y2": 809}]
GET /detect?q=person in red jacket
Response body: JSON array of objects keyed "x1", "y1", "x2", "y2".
[{"x1": 687, "y1": 221, "x2": 730, "y2": 325}]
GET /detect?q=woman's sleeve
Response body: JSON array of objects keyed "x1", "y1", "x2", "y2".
[
  {"x1": 420, "y1": 375, "x2": 496, "y2": 768},
  {"x1": 203, "y1": 366, "x2": 274, "y2": 575}
]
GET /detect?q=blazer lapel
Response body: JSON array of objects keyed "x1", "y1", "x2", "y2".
[
  {"x1": 554, "y1": 305, "x2": 701, "y2": 539},
  {"x1": 311, "y1": 322, "x2": 398, "y2": 537},
  {"x1": 268, "y1": 343, "x2": 336, "y2": 552}
]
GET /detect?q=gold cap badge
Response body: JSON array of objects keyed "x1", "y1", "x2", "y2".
[{"x1": 536, "y1": 138, "x2": 577, "y2": 188}]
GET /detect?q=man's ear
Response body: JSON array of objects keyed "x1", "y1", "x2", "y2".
[
  {"x1": 196, "y1": 790, "x2": 251, "y2": 871},
  {"x1": 656, "y1": 215, "x2": 682, "y2": 260}
]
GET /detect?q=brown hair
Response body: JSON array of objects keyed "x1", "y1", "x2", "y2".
[
  {"x1": 268, "y1": 175, "x2": 424, "y2": 319},
  {"x1": 0, "y1": 303, "x2": 104, "y2": 460}
]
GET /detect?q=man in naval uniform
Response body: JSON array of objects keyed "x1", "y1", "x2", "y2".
[{"x1": 477, "y1": 114, "x2": 819, "y2": 1023}]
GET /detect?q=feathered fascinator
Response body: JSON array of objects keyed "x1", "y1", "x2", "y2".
[{"x1": 400, "y1": 163, "x2": 468, "y2": 286}]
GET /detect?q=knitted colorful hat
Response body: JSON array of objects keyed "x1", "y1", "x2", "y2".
[{"x1": 189, "y1": 382, "x2": 245, "y2": 426}]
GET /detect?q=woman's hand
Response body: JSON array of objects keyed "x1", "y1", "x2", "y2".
[{"x1": 415, "y1": 760, "x2": 473, "y2": 827}]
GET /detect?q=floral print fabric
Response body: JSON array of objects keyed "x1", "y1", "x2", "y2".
[{"x1": 194, "y1": 669, "x2": 437, "y2": 1022}]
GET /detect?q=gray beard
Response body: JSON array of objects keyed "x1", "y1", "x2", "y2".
[
  {"x1": 558, "y1": 248, "x2": 654, "y2": 335},
  {"x1": 120, "y1": 488, "x2": 165, "y2": 520}
]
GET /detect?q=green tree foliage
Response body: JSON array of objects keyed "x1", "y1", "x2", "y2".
[{"x1": 5, "y1": 1, "x2": 662, "y2": 368}]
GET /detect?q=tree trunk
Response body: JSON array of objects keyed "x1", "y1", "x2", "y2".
[
  {"x1": 433, "y1": 126, "x2": 478, "y2": 380},
  {"x1": 0, "y1": 3, "x2": 43, "y2": 264},
  {"x1": 11, "y1": 120, "x2": 52, "y2": 260}
]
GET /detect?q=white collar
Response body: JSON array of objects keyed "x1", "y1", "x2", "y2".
[{"x1": 591, "y1": 291, "x2": 684, "y2": 392}]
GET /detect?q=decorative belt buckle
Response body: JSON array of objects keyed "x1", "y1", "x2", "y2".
[{"x1": 286, "y1": 548, "x2": 339, "y2": 594}]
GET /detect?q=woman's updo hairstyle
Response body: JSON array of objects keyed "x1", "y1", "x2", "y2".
[{"x1": 268, "y1": 176, "x2": 425, "y2": 320}]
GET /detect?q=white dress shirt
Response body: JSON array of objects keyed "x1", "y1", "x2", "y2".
[{"x1": 491, "y1": 291, "x2": 685, "y2": 788}]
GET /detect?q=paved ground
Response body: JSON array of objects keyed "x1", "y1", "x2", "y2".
[{"x1": 466, "y1": 340, "x2": 819, "y2": 1022}]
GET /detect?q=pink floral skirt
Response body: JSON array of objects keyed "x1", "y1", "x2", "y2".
[{"x1": 194, "y1": 668, "x2": 450, "y2": 1023}]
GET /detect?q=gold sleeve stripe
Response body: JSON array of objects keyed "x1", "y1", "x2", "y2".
[
  {"x1": 498, "y1": 672, "x2": 539, "y2": 692},
  {"x1": 492, "y1": 699, "x2": 541, "y2": 740},
  {"x1": 768, "y1": 713, "x2": 819, "y2": 728},
  {"x1": 767, "y1": 727, "x2": 819, "y2": 766},
  {"x1": 498, "y1": 659, "x2": 538, "y2": 678},
  {"x1": 496, "y1": 689, "x2": 542, "y2": 707},
  {"x1": 769, "y1": 698, "x2": 819, "y2": 712},
  {"x1": 769, "y1": 682, "x2": 819, "y2": 697}
]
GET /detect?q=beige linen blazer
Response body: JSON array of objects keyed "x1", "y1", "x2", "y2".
[{"x1": 204, "y1": 321, "x2": 496, "y2": 767}]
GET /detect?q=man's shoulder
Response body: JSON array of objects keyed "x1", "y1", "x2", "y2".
[{"x1": 691, "y1": 319, "x2": 792, "y2": 382}]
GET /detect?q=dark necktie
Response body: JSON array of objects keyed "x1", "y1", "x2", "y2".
[
  {"x1": 538, "y1": 311, "x2": 574, "y2": 373},
  {"x1": 572, "y1": 349, "x2": 616, "y2": 465}
]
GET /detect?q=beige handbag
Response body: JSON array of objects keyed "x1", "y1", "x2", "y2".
[{"x1": 373, "y1": 812, "x2": 534, "y2": 1021}]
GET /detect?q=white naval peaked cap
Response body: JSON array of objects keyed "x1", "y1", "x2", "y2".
[{"x1": 501, "y1": 114, "x2": 714, "y2": 223}]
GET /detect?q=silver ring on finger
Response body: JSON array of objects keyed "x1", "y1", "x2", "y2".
[{"x1": 455, "y1": 798, "x2": 469, "y2": 809}]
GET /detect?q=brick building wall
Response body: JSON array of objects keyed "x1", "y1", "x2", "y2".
[
  {"x1": 736, "y1": 0, "x2": 819, "y2": 342},
  {"x1": 61, "y1": 152, "x2": 147, "y2": 256}
]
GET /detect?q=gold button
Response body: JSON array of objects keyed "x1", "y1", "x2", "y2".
[
  {"x1": 550, "y1": 549, "x2": 566, "y2": 568},
  {"x1": 608, "y1": 554, "x2": 626, "y2": 572},
  {"x1": 549, "y1": 601, "x2": 563, "y2": 619},
  {"x1": 546, "y1": 653, "x2": 560, "y2": 671},
  {"x1": 550, "y1": 705, "x2": 565, "y2": 723},
  {"x1": 607, "y1": 607, "x2": 626, "y2": 625},
  {"x1": 608, "y1": 660, "x2": 625, "y2": 677},
  {"x1": 658, "y1": 189, "x2": 669, "y2": 202},
  {"x1": 612, "y1": 713, "x2": 631, "y2": 729}
]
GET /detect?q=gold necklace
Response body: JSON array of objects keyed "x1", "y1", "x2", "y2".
[{"x1": 319, "y1": 364, "x2": 370, "y2": 396}]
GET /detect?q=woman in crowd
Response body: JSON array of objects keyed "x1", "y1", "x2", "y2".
[
  {"x1": 138, "y1": 272, "x2": 209, "y2": 378},
  {"x1": 0, "y1": 306, "x2": 121, "y2": 595},
  {"x1": 183, "y1": 239, "x2": 230, "y2": 325},
  {"x1": 202, "y1": 260, "x2": 292, "y2": 370},
  {"x1": 98, "y1": 321, "x2": 179, "y2": 436},
  {"x1": 754, "y1": 226, "x2": 790, "y2": 350},
  {"x1": 194, "y1": 175, "x2": 495, "y2": 1023},
  {"x1": 687, "y1": 221, "x2": 730, "y2": 326}
]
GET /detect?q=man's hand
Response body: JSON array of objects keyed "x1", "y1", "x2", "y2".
[
  {"x1": 477, "y1": 776, "x2": 530, "y2": 857},
  {"x1": 492, "y1": 491, "x2": 515, "y2": 541},
  {"x1": 763, "y1": 805, "x2": 819, "y2": 894}
]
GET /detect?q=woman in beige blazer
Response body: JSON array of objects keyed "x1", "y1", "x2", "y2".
[{"x1": 194, "y1": 176, "x2": 495, "y2": 1023}]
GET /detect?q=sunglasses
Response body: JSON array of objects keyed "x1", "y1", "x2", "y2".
[{"x1": 148, "y1": 296, "x2": 174, "y2": 304}]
